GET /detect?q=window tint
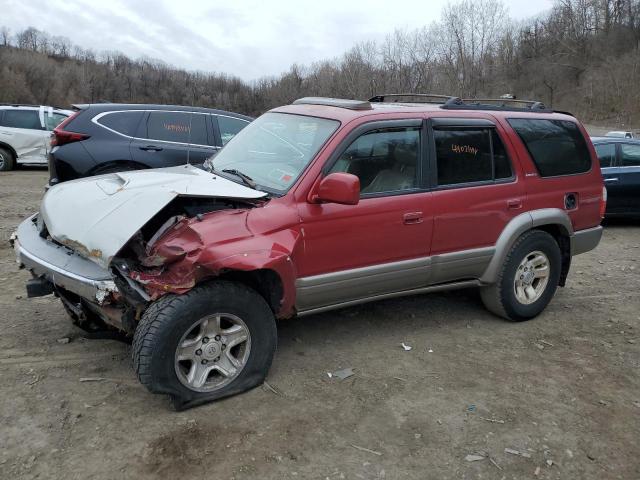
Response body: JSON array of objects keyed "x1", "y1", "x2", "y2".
[
  {"x1": 145, "y1": 111, "x2": 209, "y2": 145},
  {"x1": 434, "y1": 128, "x2": 512, "y2": 186},
  {"x1": 1, "y1": 110, "x2": 43, "y2": 130},
  {"x1": 329, "y1": 127, "x2": 419, "y2": 195},
  {"x1": 620, "y1": 144, "x2": 640, "y2": 167},
  {"x1": 98, "y1": 111, "x2": 144, "y2": 136},
  {"x1": 44, "y1": 112, "x2": 68, "y2": 131},
  {"x1": 218, "y1": 116, "x2": 249, "y2": 145},
  {"x1": 508, "y1": 119, "x2": 591, "y2": 177},
  {"x1": 594, "y1": 143, "x2": 616, "y2": 168}
]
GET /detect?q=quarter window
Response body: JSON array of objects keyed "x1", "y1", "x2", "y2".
[
  {"x1": 44, "y1": 112, "x2": 68, "y2": 131},
  {"x1": 329, "y1": 127, "x2": 420, "y2": 195},
  {"x1": 620, "y1": 144, "x2": 640, "y2": 167},
  {"x1": 218, "y1": 116, "x2": 249, "y2": 145},
  {"x1": 434, "y1": 128, "x2": 512, "y2": 186},
  {"x1": 145, "y1": 112, "x2": 209, "y2": 145},
  {"x1": 97, "y1": 111, "x2": 144, "y2": 136},
  {"x1": 508, "y1": 119, "x2": 591, "y2": 177},
  {"x1": 594, "y1": 143, "x2": 616, "y2": 168},
  {"x1": 0, "y1": 110, "x2": 43, "y2": 130}
]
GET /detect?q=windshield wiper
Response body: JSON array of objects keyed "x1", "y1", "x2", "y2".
[{"x1": 220, "y1": 168, "x2": 257, "y2": 189}]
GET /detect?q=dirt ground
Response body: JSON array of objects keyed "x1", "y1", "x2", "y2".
[{"x1": 1, "y1": 168, "x2": 639, "y2": 480}]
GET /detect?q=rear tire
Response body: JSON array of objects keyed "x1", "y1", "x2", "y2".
[
  {"x1": 480, "y1": 230, "x2": 561, "y2": 321},
  {"x1": 0, "y1": 147, "x2": 15, "y2": 171},
  {"x1": 132, "y1": 280, "x2": 277, "y2": 410}
]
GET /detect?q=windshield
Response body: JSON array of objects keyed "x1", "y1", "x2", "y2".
[{"x1": 211, "y1": 112, "x2": 340, "y2": 193}]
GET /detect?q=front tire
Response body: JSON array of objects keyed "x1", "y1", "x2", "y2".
[
  {"x1": 0, "y1": 147, "x2": 15, "y2": 171},
  {"x1": 132, "y1": 281, "x2": 277, "y2": 410},
  {"x1": 480, "y1": 230, "x2": 561, "y2": 321}
]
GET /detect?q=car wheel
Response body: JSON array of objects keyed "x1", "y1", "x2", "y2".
[
  {"x1": 480, "y1": 230, "x2": 561, "y2": 321},
  {"x1": 0, "y1": 147, "x2": 15, "y2": 171},
  {"x1": 132, "y1": 280, "x2": 277, "y2": 410}
]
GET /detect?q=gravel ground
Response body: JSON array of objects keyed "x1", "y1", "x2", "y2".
[{"x1": 1, "y1": 168, "x2": 639, "y2": 480}]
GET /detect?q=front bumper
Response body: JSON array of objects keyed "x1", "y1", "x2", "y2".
[{"x1": 13, "y1": 214, "x2": 118, "y2": 304}]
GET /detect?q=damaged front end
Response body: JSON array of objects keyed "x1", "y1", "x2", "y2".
[{"x1": 14, "y1": 165, "x2": 272, "y2": 335}]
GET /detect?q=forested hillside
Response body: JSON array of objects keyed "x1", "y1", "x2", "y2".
[{"x1": 1, "y1": 0, "x2": 639, "y2": 124}]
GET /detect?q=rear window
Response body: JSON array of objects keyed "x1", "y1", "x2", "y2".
[
  {"x1": 508, "y1": 119, "x2": 591, "y2": 177},
  {"x1": 145, "y1": 111, "x2": 209, "y2": 145},
  {"x1": 433, "y1": 128, "x2": 513, "y2": 186},
  {"x1": 0, "y1": 110, "x2": 43, "y2": 130},
  {"x1": 97, "y1": 111, "x2": 144, "y2": 136}
]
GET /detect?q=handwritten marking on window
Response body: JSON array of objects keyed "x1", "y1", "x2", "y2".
[
  {"x1": 451, "y1": 144, "x2": 479, "y2": 155},
  {"x1": 163, "y1": 123, "x2": 190, "y2": 133}
]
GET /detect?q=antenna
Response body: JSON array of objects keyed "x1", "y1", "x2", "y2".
[{"x1": 186, "y1": 111, "x2": 193, "y2": 166}]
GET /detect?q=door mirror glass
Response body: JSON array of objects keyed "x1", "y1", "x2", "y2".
[{"x1": 314, "y1": 172, "x2": 360, "y2": 205}]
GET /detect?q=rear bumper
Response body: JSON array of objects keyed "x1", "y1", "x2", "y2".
[
  {"x1": 571, "y1": 225, "x2": 603, "y2": 256},
  {"x1": 13, "y1": 214, "x2": 118, "y2": 304}
]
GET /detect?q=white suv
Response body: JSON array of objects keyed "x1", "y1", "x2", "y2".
[{"x1": 0, "y1": 104, "x2": 73, "y2": 171}]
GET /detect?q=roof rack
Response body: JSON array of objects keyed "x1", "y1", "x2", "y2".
[
  {"x1": 368, "y1": 93, "x2": 463, "y2": 105},
  {"x1": 368, "y1": 93, "x2": 554, "y2": 113},
  {"x1": 443, "y1": 98, "x2": 551, "y2": 113},
  {"x1": 293, "y1": 97, "x2": 372, "y2": 110}
]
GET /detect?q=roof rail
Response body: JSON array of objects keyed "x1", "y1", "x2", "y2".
[
  {"x1": 0, "y1": 103, "x2": 72, "y2": 110},
  {"x1": 0, "y1": 103, "x2": 44, "y2": 108},
  {"x1": 293, "y1": 97, "x2": 372, "y2": 110},
  {"x1": 368, "y1": 93, "x2": 461, "y2": 105},
  {"x1": 442, "y1": 98, "x2": 552, "y2": 113}
]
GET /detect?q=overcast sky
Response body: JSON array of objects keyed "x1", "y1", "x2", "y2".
[{"x1": 3, "y1": 0, "x2": 554, "y2": 81}]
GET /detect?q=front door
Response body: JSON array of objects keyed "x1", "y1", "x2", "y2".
[
  {"x1": 615, "y1": 142, "x2": 640, "y2": 215},
  {"x1": 296, "y1": 120, "x2": 434, "y2": 311}
]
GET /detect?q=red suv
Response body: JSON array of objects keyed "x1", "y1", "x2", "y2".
[{"x1": 13, "y1": 95, "x2": 605, "y2": 409}]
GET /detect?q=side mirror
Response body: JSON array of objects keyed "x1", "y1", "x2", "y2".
[{"x1": 312, "y1": 172, "x2": 360, "y2": 205}]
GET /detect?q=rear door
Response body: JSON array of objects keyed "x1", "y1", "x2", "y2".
[
  {"x1": 0, "y1": 108, "x2": 50, "y2": 164},
  {"x1": 130, "y1": 110, "x2": 217, "y2": 167},
  {"x1": 427, "y1": 117, "x2": 524, "y2": 283}
]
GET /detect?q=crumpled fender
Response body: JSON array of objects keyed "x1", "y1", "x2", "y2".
[{"x1": 130, "y1": 206, "x2": 301, "y2": 317}]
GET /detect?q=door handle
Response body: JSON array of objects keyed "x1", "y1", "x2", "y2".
[
  {"x1": 403, "y1": 212, "x2": 423, "y2": 224},
  {"x1": 139, "y1": 145, "x2": 163, "y2": 151},
  {"x1": 604, "y1": 177, "x2": 619, "y2": 182},
  {"x1": 507, "y1": 199, "x2": 523, "y2": 210}
]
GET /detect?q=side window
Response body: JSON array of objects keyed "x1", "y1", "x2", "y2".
[
  {"x1": 145, "y1": 111, "x2": 208, "y2": 145},
  {"x1": 508, "y1": 119, "x2": 591, "y2": 177},
  {"x1": 97, "y1": 111, "x2": 144, "y2": 136},
  {"x1": 218, "y1": 116, "x2": 249, "y2": 146},
  {"x1": 329, "y1": 127, "x2": 420, "y2": 195},
  {"x1": 44, "y1": 113, "x2": 68, "y2": 131},
  {"x1": 0, "y1": 110, "x2": 43, "y2": 130},
  {"x1": 433, "y1": 128, "x2": 512, "y2": 186},
  {"x1": 620, "y1": 144, "x2": 640, "y2": 167},
  {"x1": 594, "y1": 143, "x2": 616, "y2": 168}
]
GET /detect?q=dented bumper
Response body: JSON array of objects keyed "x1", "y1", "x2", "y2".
[{"x1": 14, "y1": 214, "x2": 118, "y2": 304}]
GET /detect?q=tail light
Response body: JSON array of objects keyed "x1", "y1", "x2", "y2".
[
  {"x1": 51, "y1": 111, "x2": 89, "y2": 147},
  {"x1": 599, "y1": 186, "x2": 607, "y2": 219}
]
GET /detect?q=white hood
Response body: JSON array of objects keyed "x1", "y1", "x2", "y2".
[{"x1": 40, "y1": 164, "x2": 267, "y2": 268}]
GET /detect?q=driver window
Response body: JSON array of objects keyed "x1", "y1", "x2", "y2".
[{"x1": 329, "y1": 127, "x2": 420, "y2": 195}]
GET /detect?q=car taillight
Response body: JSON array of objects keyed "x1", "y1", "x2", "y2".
[
  {"x1": 600, "y1": 186, "x2": 607, "y2": 218},
  {"x1": 50, "y1": 111, "x2": 89, "y2": 147}
]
